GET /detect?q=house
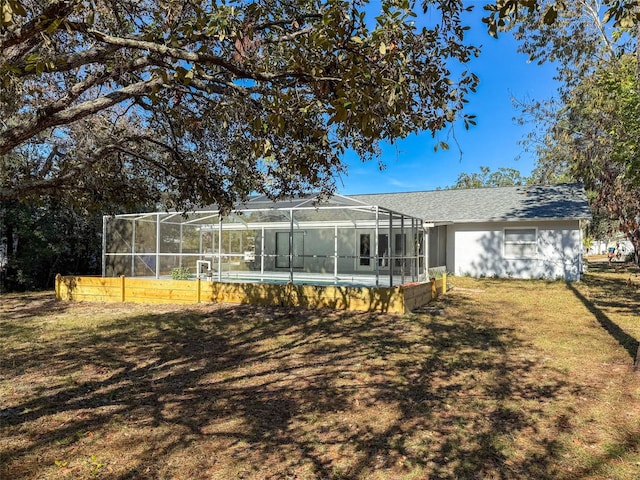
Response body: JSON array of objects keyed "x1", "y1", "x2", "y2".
[
  {"x1": 353, "y1": 183, "x2": 592, "y2": 281},
  {"x1": 103, "y1": 183, "x2": 591, "y2": 285}
]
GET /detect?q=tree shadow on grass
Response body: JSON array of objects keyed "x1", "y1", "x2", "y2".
[
  {"x1": 1, "y1": 296, "x2": 578, "y2": 479},
  {"x1": 0, "y1": 291, "x2": 73, "y2": 319},
  {"x1": 568, "y1": 265, "x2": 640, "y2": 360}
]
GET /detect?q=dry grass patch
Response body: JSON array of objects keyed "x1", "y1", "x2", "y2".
[{"x1": 1, "y1": 265, "x2": 639, "y2": 479}]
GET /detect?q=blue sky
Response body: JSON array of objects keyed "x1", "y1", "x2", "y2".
[{"x1": 338, "y1": 4, "x2": 560, "y2": 195}]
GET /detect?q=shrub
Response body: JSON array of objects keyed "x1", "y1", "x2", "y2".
[{"x1": 171, "y1": 267, "x2": 191, "y2": 280}]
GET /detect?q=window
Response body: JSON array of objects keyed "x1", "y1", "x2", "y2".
[
  {"x1": 359, "y1": 233, "x2": 371, "y2": 266},
  {"x1": 504, "y1": 228, "x2": 537, "y2": 259},
  {"x1": 358, "y1": 233, "x2": 389, "y2": 268}
]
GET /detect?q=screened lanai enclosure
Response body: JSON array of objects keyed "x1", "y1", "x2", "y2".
[{"x1": 103, "y1": 195, "x2": 428, "y2": 287}]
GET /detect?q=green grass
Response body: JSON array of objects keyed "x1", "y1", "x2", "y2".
[{"x1": 1, "y1": 260, "x2": 639, "y2": 479}]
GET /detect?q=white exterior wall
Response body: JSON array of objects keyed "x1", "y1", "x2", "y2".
[{"x1": 446, "y1": 220, "x2": 583, "y2": 281}]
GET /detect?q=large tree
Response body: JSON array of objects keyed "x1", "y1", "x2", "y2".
[
  {"x1": 498, "y1": 0, "x2": 640, "y2": 261},
  {"x1": 567, "y1": 53, "x2": 640, "y2": 260},
  {"x1": 0, "y1": 0, "x2": 483, "y2": 212},
  {"x1": 3, "y1": 0, "x2": 637, "y2": 214}
]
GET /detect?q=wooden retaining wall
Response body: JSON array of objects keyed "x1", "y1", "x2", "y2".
[{"x1": 55, "y1": 274, "x2": 447, "y2": 314}]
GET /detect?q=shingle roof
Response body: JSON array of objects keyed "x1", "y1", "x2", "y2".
[{"x1": 350, "y1": 183, "x2": 592, "y2": 223}]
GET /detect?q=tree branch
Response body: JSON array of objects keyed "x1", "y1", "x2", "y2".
[
  {"x1": 82, "y1": 27, "x2": 340, "y2": 83},
  {"x1": 0, "y1": 0, "x2": 80, "y2": 51},
  {"x1": 0, "y1": 76, "x2": 165, "y2": 155},
  {"x1": 44, "y1": 56, "x2": 154, "y2": 117},
  {"x1": 262, "y1": 27, "x2": 314, "y2": 43},
  {"x1": 8, "y1": 44, "x2": 121, "y2": 78},
  {"x1": 0, "y1": 141, "x2": 118, "y2": 200}
]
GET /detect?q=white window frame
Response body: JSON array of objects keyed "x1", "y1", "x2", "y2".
[{"x1": 503, "y1": 227, "x2": 538, "y2": 259}]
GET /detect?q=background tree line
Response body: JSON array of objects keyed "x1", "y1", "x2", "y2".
[{"x1": 0, "y1": 199, "x2": 102, "y2": 291}]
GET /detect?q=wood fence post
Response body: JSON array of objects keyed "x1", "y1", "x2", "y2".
[
  {"x1": 55, "y1": 274, "x2": 61, "y2": 300},
  {"x1": 120, "y1": 275, "x2": 126, "y2": 302},
  {"x1": 196, "y1": 278, "x2": 201, "y2": 304}
]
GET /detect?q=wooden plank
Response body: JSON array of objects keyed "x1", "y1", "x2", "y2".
[
  {"x1": 124, "y1": 296, "x2": 196, "y2": 305},
  {"x1": 73, "y1": 277, "x2": 121, "y2": 287},
  {"x1": 125, "y1": 278, "x2": 194, "y2": 290},
  {"x1": 64, "y1": 283, "x2": 121, "y2": 292},
  {"x1": 70, "y1": 294, "x2": 121, "y2": 303},
  {"x1": 66, "y1": 285, "x2": 121, "y2": 297},
  {"x1": 126, "y1": 287, "x2": 197, "y2": 302}
]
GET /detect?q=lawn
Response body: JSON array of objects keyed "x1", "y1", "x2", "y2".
[{"x1": 1, "y1": 261, "x2": 639, "y2": 479}]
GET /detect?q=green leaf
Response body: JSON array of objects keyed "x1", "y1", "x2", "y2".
[
  {"x1": 619, "y1": 15, "x2": 635, "y2": 29},
  {"x1": 434, "y1": 141, "x2": 449, "y2": 152},
  {"x1": 543, "y1": 6, "x2": 557, "y2": 25},
  {"x1": 46, "y1": 18, "x2": 62, "y2": 35},
  {"x1": 184, "y1": 68, "x2": 194, "y2": 85},
  {"x1": 2, "y1": 4, "x2": 14, "y2": 25},
  {"x1": 8, "y1": 0, "x2": 27, "y2": 17}
]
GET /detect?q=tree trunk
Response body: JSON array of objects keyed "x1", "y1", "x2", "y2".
[
  {"x1": 637, "y1": 5, "x2": 640, "y2": 85},
  {"x1": 0, "y1": 204, "x2": 15, "y2": 292}
]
